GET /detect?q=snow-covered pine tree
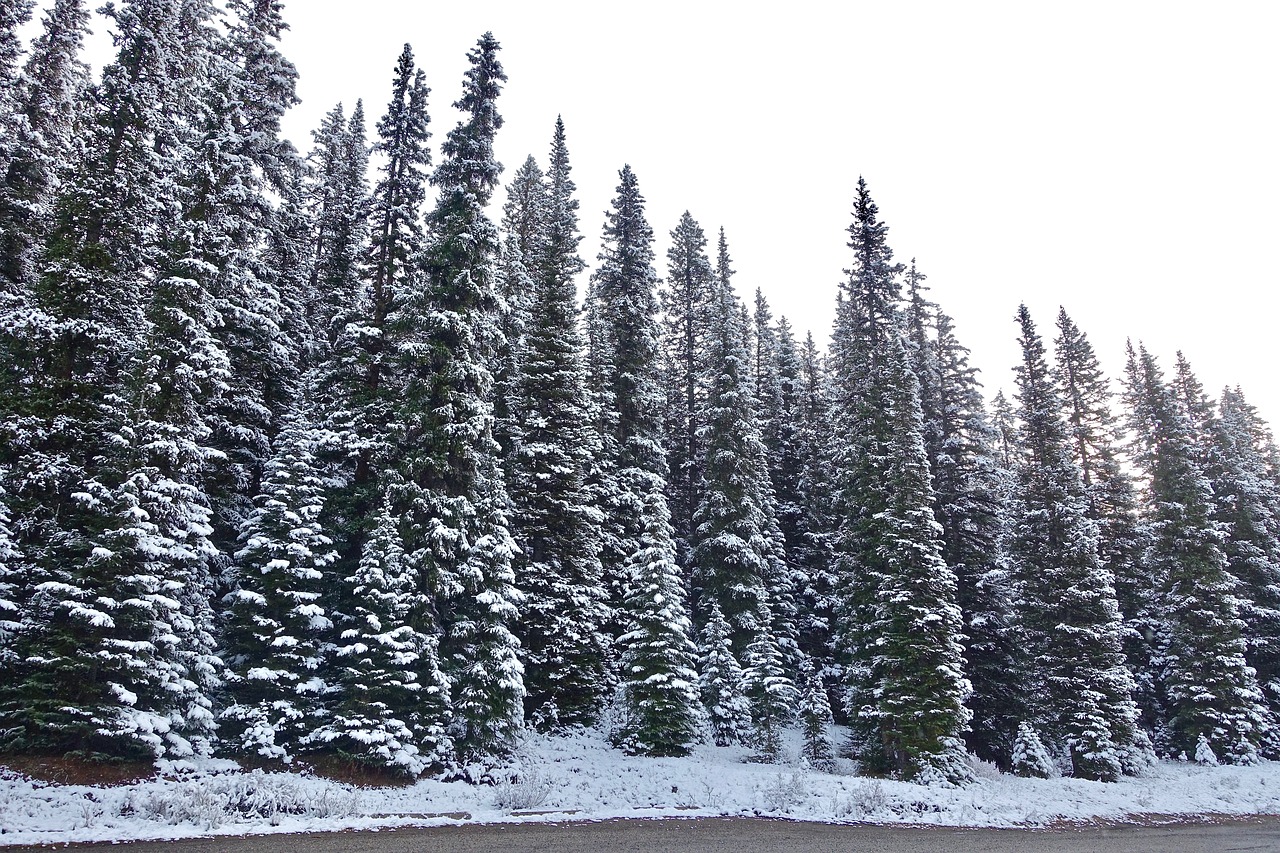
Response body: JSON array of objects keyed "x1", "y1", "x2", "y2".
[
  {"x1": 409, "y1": 33, "x2": 523, "y2": 765},
  {"x1": 1009, "y1": 305, "x2": 1144, "y2": 781},
  {"x1": 316, "y1": 43, "x2": 430, "y2": 574},
  {"x1": 193, "y1": 0, "x2": 304, "y2": 554},
  {"x1": 828, "y1": 178, "x2": 971, "y2": 783},
  {"x1": 0, "y1": 0, "x2": 225, "y2": 761},
  {"x1": 1010, "y1": 722, "x2": 1056, "y2": 779},
  {"x1": 306, "y1": 100, "x2": 369, "y2": 364},
  {"x1": 697, "y1": 599, "x2": 750, "y2": 746},
  {"x1": 1053, "y1": 309, "x2": 1160, "y2": 735},
  {"x1": 492, "y1": 154, "x2": 546, "y2": 473},
  {"x1": 1123, "y1": 343, "x2": 1271, "y2": 763},
  {"x1": 741, "y1": 603, "x2": 796, "y2": 762},
  {"x1": 584, "y1": 165, "x2": 668, "y2": 623},
  {"x1": 793, "y1": 331, "x2": 838, "y2": 674},
  {"x1": 1211, "y1": 387, "x2": 1280, "y2": 742},
  {"x1": 614, "y1": 488, "x2": 702, "y2": 756},
  {"x1": 662, "y1": 212, "x2": 715, "y2": 566},
  {"x1": 507, "y1": 118, "x2": 610, "y2": 730},
  {"x1": 313, "y1": 500, "x2": 452, "y2": 777},
  {"x1": 691, "y1": 241, "x2": 772, "y2": 654},
  {"x1": 0, "y1": 0, "x2": 90, "y2": 291},
  {"x1": 798, "y1": 655, "x2": 835, "y2": 770},
  {"x1": 929, "y1": 310, "x2": 1024, "y2": 767},
  {"x1": 221, "y1": 418, "x2": 335, "y2": 762}
]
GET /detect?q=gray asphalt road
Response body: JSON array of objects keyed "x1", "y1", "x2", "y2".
[{"x1": 5, "y1": 816, "x2": 1280, "y2": 853}]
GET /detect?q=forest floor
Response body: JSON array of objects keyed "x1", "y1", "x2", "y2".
[{"x1": 2, "y1": 728, "x2": 1278, "y2": 847}]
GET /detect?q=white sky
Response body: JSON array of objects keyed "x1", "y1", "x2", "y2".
[{"x1": 23, "y1": 0, "x2": 1280, "y2": 425}]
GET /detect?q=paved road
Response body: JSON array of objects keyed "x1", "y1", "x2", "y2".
[{"x1": 6, "y1": 816, "x2": 1280, "y2": 853}]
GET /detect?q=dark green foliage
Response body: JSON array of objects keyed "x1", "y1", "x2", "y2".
[
  {"x1": 314, "y1": 502, "x2": 452, "y2": 777},
  {"x1": 1009, "y1": 306, "x2": 1143, "y2": 781},
  {"x1": 508, "y1": 119, "x2": 611, "y2": 730},
  {"x1": 1124, "y1": 344, "x2": 1271, "y2": 763},
  {"x1": 614, "y1": 489, "x2": 702, "y2": 757},
  {"x1": 829, "y1": 179, "x2": 971, "y2": 783},
  {"x1": 410, "y1": 33, "x2": 523, "y2": 765},
  {"x1": 697, "y1": 599, "x2": 750, "y2": 746}
]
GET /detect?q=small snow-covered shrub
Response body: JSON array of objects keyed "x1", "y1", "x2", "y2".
[
  {"x1": 492, "y1": 768, "x2": 552, "y2": 811},
  {"x1": 760, "y1": 767, "x2": 809, "y2": 812},
  {"x1": 1120, "y1": 729, "x2": 1158, "y2": 777},
  {"x1": 832, "y1": 779, "x2": 888, "y2": 819},
  {"x1": 137, "y1": 770, "x2": 360, "y2": 828},
  {"x1": 966, "y1": 754, "x2": 1002, "y2": 781},
  {"x1": 1011, "y1": 723, "x2": 1056, "y2": 778},
  {"x1": 913, "y1": 737, "x2": 975, "y2": 787},
  {"x1": 1195, "y1": 734, "x2": 1220, "y2": 767}
]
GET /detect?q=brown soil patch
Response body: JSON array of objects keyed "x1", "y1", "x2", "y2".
[{"x1": 0, "y1": 755, "x2": 156, "y2": 786}]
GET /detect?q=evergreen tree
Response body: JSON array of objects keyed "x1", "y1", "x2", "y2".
[
  {"x1": 697, "y1": 600, "x2": 750, "y2": 746},
  {"x1": 492, "y1": 154, "x2": 546, "y2": 471},
  {"x1": 221, "y1": 419, "x2": 335, "y2": 762},
  {"x1": 1009, "y1": 306, "x2": 1144, "y2": 780},
  {"x1": 1010, "y1": 722, "x2": 1056, "y2": 779},
  {"x1": 0, "y1": 0, "x2": 224, "y2": 761},
  {"x1": 0, "y1": 0, "x2": 91, "y2": 291},
  {"x1": 930, "y1": 310, "x2": 1023, "y2": 766},
  {"x1": 828, "y1": 178, "x2": 970, "y2": 782},
  {"x1": 662, "y1": 212, "x2": 715, "y2": 563},
  {"x1": 793, "y1": 331, "x2": 838, "y2": 671},
  {"x1": 614, "y1": 489, "x2": 702, "y2": 756},
  {"x1": 306, "y1": 100, "x2": 369, "y2": 362},
  {"x1": 741, "y1": 603, "x2": 796, "y2": 762},
  {"x1": 1123, "y1": 343, "x2": 1271, "y2": 763},
  {"x1": 1053, "y1": 308, "x2": 1159, "y2": 730},
  {"x1": 318, "y1": 43, "x2": 431, "y2": 571},
  {"x1": 1212, "y1": 387, "x2": 1280, "y2": 738},
  {"x1": 798, "y1": 655, "x2": 835, "y2": 770},
  {"x1": 410, "y1": 33, "x2": 523, "y2": 764},
  {"x1": 691, "y1": 244, "x2": 772, "y2": 653},
  {"x1": 584, "y1": 165, "x2": 667, "y2": 623},
  {"x1": 508, "y1": 118, "x2": 610, "y2": 730},
  {"x1": 313, "y1": 501, "x2": 452, "y2": 777}
]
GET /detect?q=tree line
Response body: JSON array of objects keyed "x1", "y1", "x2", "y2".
[{"x1": 1, "y1": 1, "x2": 1276, "y2": 784}]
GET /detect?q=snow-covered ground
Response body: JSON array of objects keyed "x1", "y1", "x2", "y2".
[{"x1": 2, "y1": 729, "x2": 1277, "y2": 847}]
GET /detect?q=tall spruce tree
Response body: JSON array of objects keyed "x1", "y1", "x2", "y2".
[
  {"x1": 1053, "y1": 309, "x2": 1159, "y2": 731},
  {"x1": 507, "y1": 118, "x2": 610, "y2": 730},
  {"x1": 1123, "y1": 344, "x2": 1271, "y2": 763},
  {"x1": 318, "y1": 43, "x2": 431, "y2": 571},
  {"x1": 306, "y1": 100, "x2": 369, "y2": 363},
  {"x1": 410, "y1": 32, "x2": 523, "y2": 765},
  {"x1": 828, "y1": 178, "x2": 970, "y2": 782},
  {"x1": 584, "y1": 165, "x2": 668, "y2": 621},
  {"x1": 1211, "y1": 387, "x2": 1280, "y2": 741},
  {"x1": 0, "y1": 0, "x2": 229, "y2": 761},
  {"x1": 1009, "y1": 306, "x2": 1145, "y2": 780},
  {"x1": 662, "y1": 212, "x2": 715, "y2": 564},
  {"x1": 931, "y1": 310, "x2": 1023, "y2": 766},
  {"x1": 0, "y1": 0, "x2": 90, "y2": 292},
  {"x1": 691, "y1": 243, "x2": 772, "y2": 654}
]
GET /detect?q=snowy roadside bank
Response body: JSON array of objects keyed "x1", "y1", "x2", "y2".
[{"x1": 2, "y1": 730, "x2": 1277, "y2": 847}]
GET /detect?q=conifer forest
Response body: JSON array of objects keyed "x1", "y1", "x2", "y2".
[{"x1": 1, "y1": 0, "x2": 1278, "y2": 789}]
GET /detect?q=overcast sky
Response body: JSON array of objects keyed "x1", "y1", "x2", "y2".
[{"x1": 26, "y1": 0, "x2": 1280, "y2": 425}]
